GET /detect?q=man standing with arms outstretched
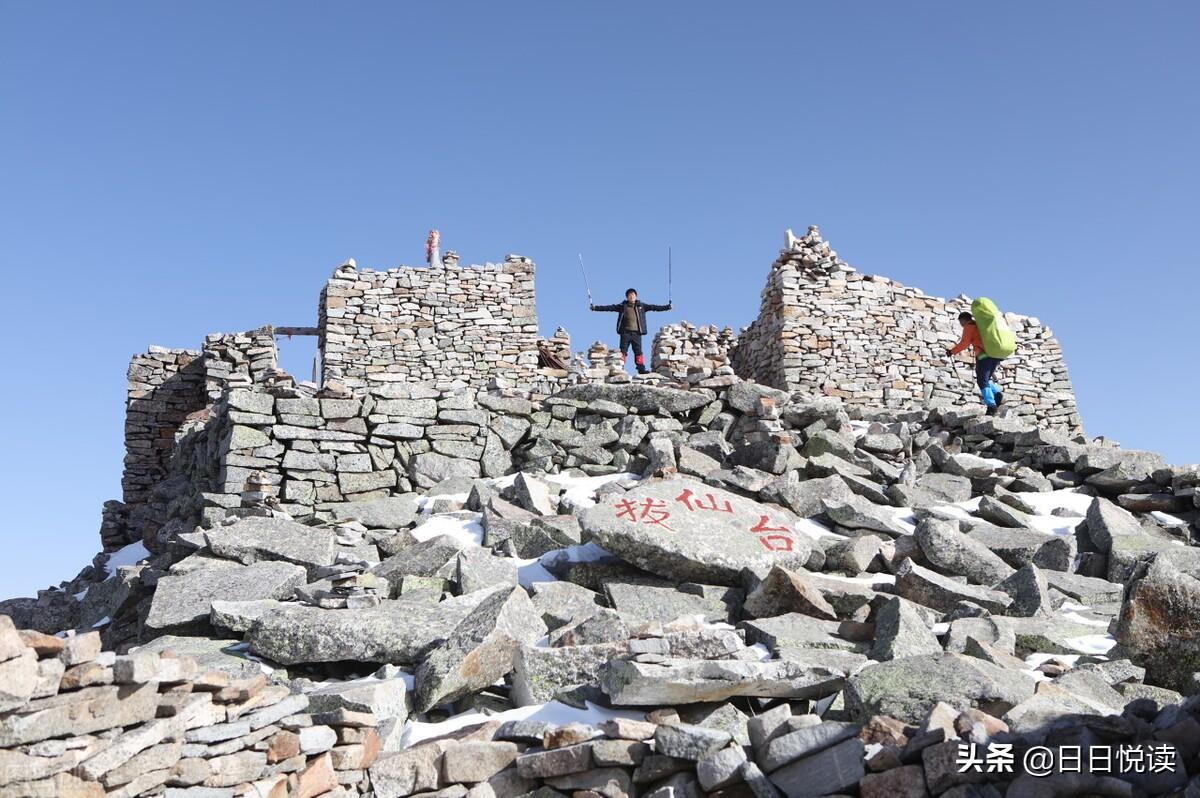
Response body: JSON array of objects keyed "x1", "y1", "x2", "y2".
[{"x1": 591, "y1": 288, "x2": 671, "y2": 375}]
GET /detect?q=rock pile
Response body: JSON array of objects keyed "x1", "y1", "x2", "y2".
[
  {"x1": 6, "y1": 375, "x2": 1200, "y2": 796},
  {"x1": 651, "y1": 323, "x2": 737, "y2": 383},
  {"x1": 0, "y1": 620, "x2": 398, "y2": 798}
]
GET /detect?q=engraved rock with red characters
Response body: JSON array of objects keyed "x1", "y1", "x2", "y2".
[{"x1": 579, "y1": 477, "x2": 813, "y2": 584}]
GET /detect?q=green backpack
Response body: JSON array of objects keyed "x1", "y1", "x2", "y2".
[{"x1": 971, "y1": 297, "x2": 1017, "y2": 359}]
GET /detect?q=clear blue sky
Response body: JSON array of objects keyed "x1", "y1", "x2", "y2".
[{"x1": 1, "y1": 2, "x2": 1196, "y2": 598}]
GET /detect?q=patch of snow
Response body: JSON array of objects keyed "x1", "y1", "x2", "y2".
[
  {"x1": 749, "y1": 643, "x2": 772, "y2": 661},
  {"x1": 517, "y1": 542, "x2": 619, "y2": 588},
  {"x1": 1152, "y1": 511, "x2": 1189, "y2": 528},
  {"x1": 415, "y1": 493, "x2": 469, "y2": 514},
  {"x1": 409, "y1": 513, "x2": 484, "y2": 547},
  {"x1": 91, "y1": 616, "x2": 110, "y2": 628},
  {"x1": 1059, "y1": 601, "x2": 1090, "y2": 613},
  {"x1": 819, "y1": 572, "x2": 895, "y2": 588},
  {"x1": 1060, "y1": 612, "x2": 1110, "y2": 628},
  {"x1": 1027, "y1": 517, "x2": 1081, "y2": 537},
  {"x1": 515, "y1": 558, "x2": 557, "y2": 588},
  {"x1": 105, "y1": 541, "x2": 150, "y2": 576},
  {"x1": 793, "y1": 518, "x2": 839, "y2": 541},
  {"x1": 862, "y1": 742, "x2": 883, "y2": 760},
  {"x1": 224, "y1": 641, "x2": 276, "y2": 675},
  {"x1": 888, "y1": 508, "x2": 917, "y2": 534},
  {"x1": 402, "y1": 700, "x2": 644, "y2": 748},
  {"x1": 487, "y1": 473, "x2": 520, "y2": 490},
  {"x1": 74, "y1": 588, "x2": 90, "y2": 602},
  {"x1": 545, "y1": 472, "x2": 640, "y2": 511},
  {"x1": 848, "y1": 421, "x2": 871, "y2": 440},
  {"x1": 1019, "y1": 489, "x2": 1094, "y2": 518},
  {"x1": 1024, "y1": 652, "x2": 1081, "y2": 671},
  {"x1": 935, "y1": 500, "x2": 980, "y2": 521},
  {"x1": 931, "y1": 623, "x2": 950, "y2": 636},
  {"x1": 1062, "y1": 634, "x2": 1116, "y2": 656}
]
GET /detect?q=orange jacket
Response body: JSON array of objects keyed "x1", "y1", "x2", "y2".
[{"x1": 949, "y1": 324, "x2": 983, "y2": 358}]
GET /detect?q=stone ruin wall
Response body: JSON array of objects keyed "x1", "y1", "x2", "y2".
[
  {"x1": 317, "y1": 254, "x2": 542, "y2": 392},
  {"x1": 120, "y1": 348, "x2": 208, "y2": 509},
  {"x1": 114, "y1": 329, "x2": 284, "y2": 551},
  {"x1": 731, "y1": 227, "x2": 1082, "y2": 434}
]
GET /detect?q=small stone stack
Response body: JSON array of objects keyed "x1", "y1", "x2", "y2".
[
  {"x1": 651, "y1": 321, "x2": 736, "y2": 380},
  {"x1": 538, "y1": 327, "x2": 571, "y2": 363},
  {"x1": 239, "y1": 470, "x2": 279, "y2": 514}
]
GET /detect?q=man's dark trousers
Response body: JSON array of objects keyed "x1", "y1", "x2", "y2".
[{"x1": 619, "y1": 331, "x2": 646, "y2": 372}]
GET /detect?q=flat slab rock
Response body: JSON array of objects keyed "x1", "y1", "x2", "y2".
[
  {"x1": 580, "y1": 477, "x2": 813, "y2": 584},
  {"x1": 845, "y1": 652, "x2": 1037, "y2": 725},
  {"x1": 327, "y1": 494, "x2": 420, "y2": 529},
  {"x1": 145, "y1": 560, "x2": 308, "y2": 634},
  {"x1": 601, "y1": 657, "x2": 846, "y2": 705},
  {"x1": 247, "y1": 593, "x2": 484, "y2": 665},
  {"x1": 204, "y1": 516, "x2": 337, "y2": 570}
]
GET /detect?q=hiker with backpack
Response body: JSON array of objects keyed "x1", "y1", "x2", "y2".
[
  {"x1": 948, "y1": 297, "x2": 1016, "y2": 415},
  {"x1": 590, "y1": 288, "x2": 672, "y2": 374}
]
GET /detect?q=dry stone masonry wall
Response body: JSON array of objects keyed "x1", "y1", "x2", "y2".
[
  {"x1": 121, "y1": 347, "x2": 208, "y2": 508},
  {"x1": 318, "y1": 255, "x2": 541, "y2": 392},
  {"x1": 731, "y1": 226, "x2": 1082, "y2": 435}
]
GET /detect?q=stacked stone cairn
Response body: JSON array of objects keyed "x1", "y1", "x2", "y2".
[
  {"x1": 651, "y1": 323, "x2": 737, "y2": 384},
  {"x1": 5, "y1": 371, "x2": 1200, "y2": 796}
]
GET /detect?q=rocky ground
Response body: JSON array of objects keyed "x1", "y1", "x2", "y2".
[{"x1": 2, "y1": 377, "x2": 1199, "y2": 797}]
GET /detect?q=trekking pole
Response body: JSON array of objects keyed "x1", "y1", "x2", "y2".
[
  {"x1": 577, "y1": 254, "x2": 593, "y2": 306},
  {"x1": 668, "y1": 246, "x2": 673, "y2": 305}
]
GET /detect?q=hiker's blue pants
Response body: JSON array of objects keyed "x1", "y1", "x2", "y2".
[{"x1": 976, "y1": 357, "x2": 1004, "y2": 406}]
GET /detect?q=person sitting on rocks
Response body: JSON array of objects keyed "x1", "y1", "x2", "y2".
[
  {"x1": 948, "y1": 310, "x2": 1006, "y2": 415},
  {"x1": 590, "y1": 288, "x2": 671, "y2": 375}
]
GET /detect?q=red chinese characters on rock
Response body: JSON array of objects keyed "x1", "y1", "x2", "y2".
[
  {"x1": 674, "y1": 488, "x2": 733, "y2": 514},
  {"x1": 750, "y1": 515, "x2": 795, "y2": 552},
  {"x1": 612, "y1": 489, "x2": 798, "y2": 552},
  {"x1": 613, "y1": 497, "x2": 674, "y2": 531}
]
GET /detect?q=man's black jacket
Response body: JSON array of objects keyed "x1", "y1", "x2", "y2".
[{"x1": 590, "y1": 300, "x2": 671, "y2": 335}]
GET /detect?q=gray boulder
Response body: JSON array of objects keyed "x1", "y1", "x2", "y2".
[
  {"x1": 602, "y1": 658, "x2": 846, "y2": 705},
  {"x1": 1115, "y1": 557, "x2": 1200, "y2": 693},
  {"x1": 246, "y1": 593, "x2": 483, "y2": 665},
  {"x1": 145, "y1": 561, "x2": 307, "y2": 635},
  {"x1": 895, "y1": 558, "x2": 1012, "y2": 614},
  {"x1": 327, "y1": 494, "x2": 419, "y2": 529},
  {"x1": 512, "y1": 642, "x2": 629, "y2": 706},
  {"x1": 414, "y1": 586, "x2": 546, "y2": 712},
  {"x1": 767, "y1": 475, "x2": 854, "y2": 519},
  {"x1": 870, "y1": 597, "x2": 942, "y2": 661},
  {"x1": 554, "y1": 383, "x2": 714, "y2": 414},
  {"x1": 580, "y1": 478, "x2": 812, "y2": 584},
  {"x1": 204, "y1": 516, "x2": 337, "y2": 571},
  {"x1": 914, "y1": 518, "x2": 1014, "y2": 585},
  {"x1": 845, "y1": 653, "x2": 1037, "y2": 724},
  {"x1": 994, "y1": 564, "x2": 1055, "y2": 617}
]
